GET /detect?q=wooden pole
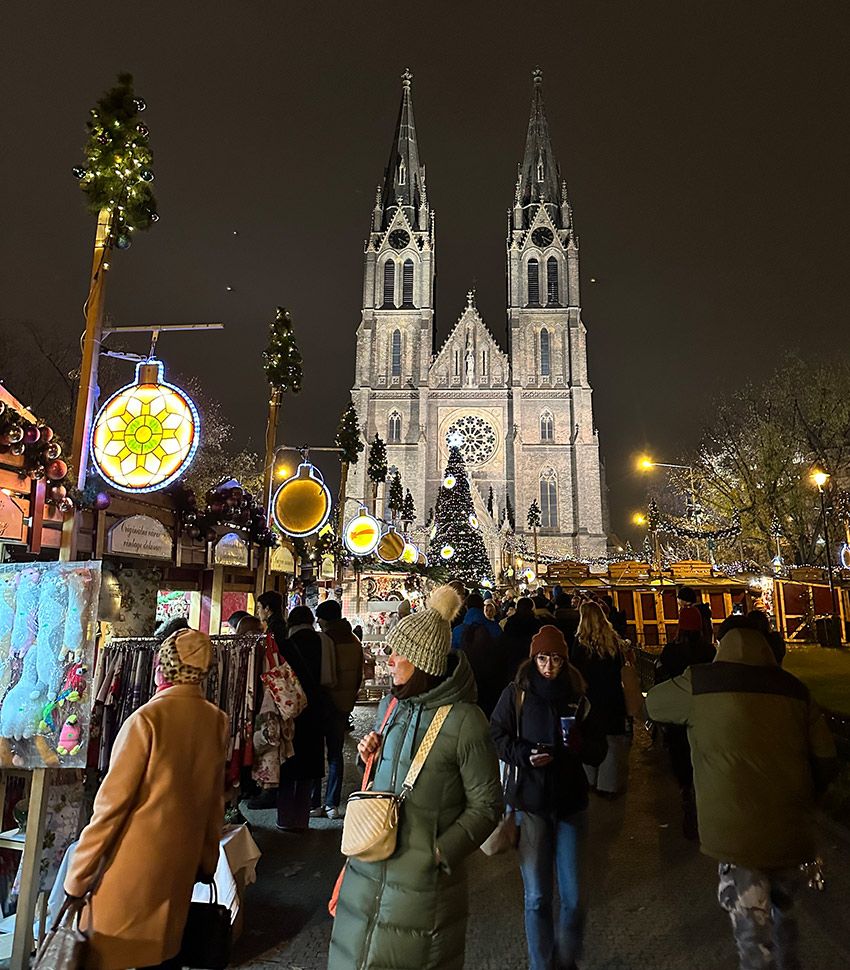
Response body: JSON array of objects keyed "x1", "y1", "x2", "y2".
[
  {"x1": 533, "y1": 526, "x2": 539, "y2": 578},
  {"x1": 336, "y1": 460, "x2": 349, "y2": 583},
  {"x1": 60, "y1": 208, "x2": 113, "y2": 562},
  {"x1": 11, "y1": 768, "x2": 50, "y2": 970},
  {"x1": 255, "y1": 388, "x2": 281, "y2": 598}
]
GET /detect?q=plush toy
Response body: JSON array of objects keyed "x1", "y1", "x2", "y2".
[
  {"x1": 60, "y1": 570, "x2": 91, "y2": 662},
  {"x1": 0, "y1": 571, "x2": 19, "y2": 658},
  {"x1": 39, "y1": 663, "x2": 88, "y2": 733},
  {"x1": 56, "y1": 715, "x2": 81, "y2": 757}
]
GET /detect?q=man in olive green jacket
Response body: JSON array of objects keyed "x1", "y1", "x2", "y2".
[{"x1": 646, "y1": 627, "x2": 837, "y2": 969}]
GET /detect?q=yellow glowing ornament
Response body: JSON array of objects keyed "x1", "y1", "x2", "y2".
[
  {"x1": 440, "y1": 544, "x2": 455, "y2": 560},
  {"x1": 400, "y1": 541, "x2": 419, "y2": 564},
  {"x1": 469, "y1": 514, "x2": 479, "y2": 529},
  {"x1": 376, "y1": 528, "x2": 405, "y2": 563},
  {"x1": 444, "y1": 475, "x2": 456, "y2": 489},
  {"x1": 343, "y1": 507, "x2": 381, "y2": 556},
  {"x1": 91, "y1": 359, "x2": 199, "y2": 494},
  {"x1": 272, "y1": 462, "x2": 332, "y2": 538}
]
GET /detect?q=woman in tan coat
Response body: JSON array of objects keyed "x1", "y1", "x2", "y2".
[{"x1": 65, "y1": 629, "x2": 229, "y2": 970}]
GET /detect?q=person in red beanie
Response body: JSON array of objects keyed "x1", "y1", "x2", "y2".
[{"x1": 491, "y1": 625, "x2": 605, "y2": 970}]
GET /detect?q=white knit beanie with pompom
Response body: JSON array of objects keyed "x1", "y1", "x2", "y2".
[{"x1": 385, "y1": 586, "x2": 462, "y2": 677}]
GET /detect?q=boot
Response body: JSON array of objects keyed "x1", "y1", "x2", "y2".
[{"x1": 245, "y1": 787, "x2": 278, "y2": 810}]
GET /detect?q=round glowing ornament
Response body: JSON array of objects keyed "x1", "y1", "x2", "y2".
[
  {"x1": 376, "y1": 528, "x2": 405, "y2": 563},
  {"x1": 343, "y1": 507, "x2": 381, "y2": 556},
  {"x1": 91, "y1": 359, "x2": 200, "y2": 494},
  {"x1": 400, "y1": 542, "x2": 419, "y2": 565},
  {"x1": 440, "y1": 544, "x2": 455, "y2": 560},
  {"x1": 468, "y1": 514, "x2": 479, "y2": 529},
  {"x1": 443, "y1": 475, "x2": 456, "y2": 489},
  {"x1": 272, "y1": 462, "x2": 332, "y2": 538}
]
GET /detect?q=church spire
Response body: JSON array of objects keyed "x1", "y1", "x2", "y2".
[
  {"x1": 514, "y1": 69, "x2": 566, "y2": 229},
  {"x1": 378, "y1": 68, "x2": 427, "y2": 231}
]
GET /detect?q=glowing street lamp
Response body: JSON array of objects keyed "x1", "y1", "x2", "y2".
[
  {"x1": 811, "y1": 468, "x2": 841, "y2": 645},
  {"x1": 632, "y1": 512, "x2": 647, "y2": 527},
  {"x1": 638, "y1": 453, "x2": 701, "y2": 558}
]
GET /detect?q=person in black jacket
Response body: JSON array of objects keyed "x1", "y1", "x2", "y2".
[
  {"x1": 274, "y1": 604, "x2": 325, "y2": 832},
  {"x1": 491, "y1": 625, "x2": 597, "y2": 970},
  {"x1": 502, "y1": 597, "x2": 541, "y2": 677}
]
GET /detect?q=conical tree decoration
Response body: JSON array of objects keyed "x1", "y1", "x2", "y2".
[{"x1": 263, "y1": 307, "x2": 303, "y2": 393}]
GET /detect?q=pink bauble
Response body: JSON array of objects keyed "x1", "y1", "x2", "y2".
[
  {"x1": 51, "y1": 485, "x2": 67, "y2": 501},
  {"x1": 23, "y1": 426, "x2": 40, "y2": 445},
  {"x1": 46, "y1": 459, "x2": 68, "y2": 481},
  {"x1": 41, "y1": 426, "x2": 54, "y2": 443},
  {"x1": 94, "y1": 492, "x2": 111, "y2": 511}
]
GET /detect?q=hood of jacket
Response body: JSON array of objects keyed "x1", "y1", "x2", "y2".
[
  {"x1": 503, "y1": 613, "x2": 540, "y2": 637},
  {"x1": 715, "y1": 627, "x2": 777, "y2": 667},
  {"x1": 322, "y1": 617, "x2": 356, "y2": 644},
  {"x1": 406, "y1": 650, "x2": 477, "y2": 710},
  {"x1": 460, "y1": 607, "x2": 488, "y2": 628}
]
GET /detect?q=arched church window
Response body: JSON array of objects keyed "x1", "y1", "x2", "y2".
[
  {"x1": 382, "y1": 260, "x2": 396, "y2": 308},
  {"x1": 402, "y1": 259, "x2": 415, "y2": 307},
  {"x1": 481, "y1": 350, "x2": 488, "y2": 376},
  {"x1": 388, "y1": 412, "x2": 401, "y2": 443},
  {"x1": 540, "y1": 410, "x2": 554, "y2": 441},
  {"x1": 540, "y1": 468, "x2": 558, "y2": 530},
  {"x1": 547, "y1": 256, "x2": 560, "y2": 305},
  {"x1": 398, "y1": 158, "x2": 406, "y2": 185},
  {"x1": 527, "y1": 259, "x2": 540, "y2": 306},
  {"x1": 391, "y1": 329, "x2": 402, "y2": 377},
  {"x1": 540, "y1": 328, "x2": 551, "y2": 377},
  {"x1": 537, "y1": 153, "x2": 544, "y2": 182},
  {"x1": 454, "y1": 349, "x2": 460, "y2": 377}
]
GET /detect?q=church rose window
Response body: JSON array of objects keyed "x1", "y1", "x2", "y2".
[{"x1": 445, "y1": 415, "x2": 497, "y2": 467}]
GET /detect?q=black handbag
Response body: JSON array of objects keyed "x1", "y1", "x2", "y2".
[{"x1": 178, "y1": 882, "x2": 232, "y2": 970}]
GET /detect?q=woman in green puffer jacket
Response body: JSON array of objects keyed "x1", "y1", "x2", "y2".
[{"x1": 328, "y1": 586, "x2": 502, "y2": 970}]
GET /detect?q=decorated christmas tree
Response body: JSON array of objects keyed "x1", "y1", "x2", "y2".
[
  {"x1": 335, "y1": 399, "x2": 364, "y2": 534},
  {"x1": 263, "y1": 307, "x2": 303, "y2": 393},
  {"x1": 487, "y1": 485, "x2": 494, "y2": 518},
  {"x1": 387, "y1": 470, "x2": 404, "y2": 522},
  {"x1": 401, "y1": 489, "x2": 416, "y2": 529},
  {"x1": 428, "y1": 447, "x2": 494, "y2": 587},
  {"x1": 367, "y1": 434, "x2": 387, "y2": 514}
]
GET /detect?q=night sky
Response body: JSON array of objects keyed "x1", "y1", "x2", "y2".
[{"x1": 1, "y1": 3, "x2": 847, "y2": 540}]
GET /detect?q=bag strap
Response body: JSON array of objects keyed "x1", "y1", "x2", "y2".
[
  {"x1": 400, "y1": 704, "x2": 452, "y2": 798},
  {"x1": 362, "y1": 697, "x2": 398, "y2": 790}
]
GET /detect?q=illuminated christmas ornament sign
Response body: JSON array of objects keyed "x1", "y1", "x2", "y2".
[
  {"x1": 273, "y1": 462, "x2": 332, "y2": 538},
  {"x1": 443, "y1": 475, "x2": 456, "y2": 489},
  {"x1": 376, "y1": 528, "x2": 405, "y2": 563},
  {"x1": 91, "y1": 360, "x2": 199, "y2": 494},
  {"x1": 344, "y1": 507, "x2": 381, "y2": 556},
  {"x1": 400, "y1": 541, "x2": 419, "y2": 565},
  {"x1": 440, "y1": 544, "x2": 455, "y2": 560}
]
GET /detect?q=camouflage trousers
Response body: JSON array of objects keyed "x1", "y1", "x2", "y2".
[{"x1": 717, "y1": 863, "x2": 802, "y2": 970}]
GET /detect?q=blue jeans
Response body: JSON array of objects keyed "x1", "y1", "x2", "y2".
[
  {"x1": 312, "y1": 709, "x2": 347, "y2": 809},
  {"x1": 517, "y1": 811, "x2": 586, "y2": 970}
]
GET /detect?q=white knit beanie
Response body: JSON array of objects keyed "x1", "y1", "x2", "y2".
[{"x1": 385, "y1": 586, "x2": 462, "y2": 677}]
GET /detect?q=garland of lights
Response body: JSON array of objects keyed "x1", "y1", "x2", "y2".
[{"x1": 658, "y1": 512, "x2": 742, "y2": 543}]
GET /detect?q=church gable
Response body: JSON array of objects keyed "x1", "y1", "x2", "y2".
[{"x1": 429, "y1": 296, "x2": 509, "y2": 390}]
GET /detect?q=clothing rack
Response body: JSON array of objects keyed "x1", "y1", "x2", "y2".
[{"x1": 93, "y1": 635, "x2": 264, "y2": 778}]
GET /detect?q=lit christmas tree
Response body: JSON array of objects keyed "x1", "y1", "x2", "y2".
[
  {"x1": 428, "y1": 446, "x2": 494, "y2": 587},
  {"x1": 73, "y1": 73, "x2": 158, "y2": 248},
  {"x1": 263, "y1": 307, "x2": 303, "y2": 393},
  {"x1": 401, "y1": 488, "x2": 416, "y2": 530},
  {"x1": 335, "y1": 399, "x2": 364, "y2": 523},
  {"x1": 527, "y1": 499, "x2": 541, "y2": 577}
]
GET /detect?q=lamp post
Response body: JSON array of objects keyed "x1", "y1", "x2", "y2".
[
  {"x1": 812, "y1": 470, "x2": 842, "y2": 646},
  {"x1": 638, "y1": 456, "x2": 702, "y2": 560}
]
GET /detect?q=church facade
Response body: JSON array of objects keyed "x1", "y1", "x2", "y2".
[{"x1": 347, "y1": 70, "x2": 608, "y2": 562}]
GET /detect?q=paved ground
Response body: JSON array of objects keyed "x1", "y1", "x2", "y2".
[{"x1": 234, "y1": 708, "x2": 850, "y2": 970}]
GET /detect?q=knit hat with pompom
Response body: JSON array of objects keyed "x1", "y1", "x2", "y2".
[{"x1": 385, "y1": 586, "x2": 462, "y2": 677}]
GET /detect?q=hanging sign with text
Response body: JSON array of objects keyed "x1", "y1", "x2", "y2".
[{"x1": 108, "y1": 515, "x2": 173, "y2": 560}]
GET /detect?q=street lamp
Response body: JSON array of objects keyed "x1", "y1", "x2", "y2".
[
  {"x1": 638, "y1": 455, "x2": 703, "y2": 559},
  {"x1": 632, "y1": 512, "x2": 647, "y2": 527},
  {"x1": 811, "y1": 469, "x2": 842, "y2": 646}
]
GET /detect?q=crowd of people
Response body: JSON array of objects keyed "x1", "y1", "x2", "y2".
[{"x1": 59, "y1": 580, "x2": 838, "y2": 970}]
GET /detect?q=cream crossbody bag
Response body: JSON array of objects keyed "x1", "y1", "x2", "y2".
[{"x1": 341, "y1": 701, "x2": 453, "y2": 862}]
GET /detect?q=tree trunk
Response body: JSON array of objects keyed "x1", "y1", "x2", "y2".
[
  {"x1": 336, "y1": 460, "x2": 350, "y2": 582},
  {"x1": 533, "y1": 527, "x2": 539, "y2": 577}
]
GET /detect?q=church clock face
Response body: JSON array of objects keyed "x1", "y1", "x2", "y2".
[
  {"x1": 388, "y1": 229, "x2": 411, "y2": 250},
  {"x1": 531, "y1": 227, "x2": 554, "y2": 247},
  {"x1": 445, "y1": 415, "x2": 497, "y2": 467}
]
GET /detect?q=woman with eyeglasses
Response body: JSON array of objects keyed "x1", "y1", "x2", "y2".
[{"x1": 491, "y1": 625, "x2": 600, "y2": 970}]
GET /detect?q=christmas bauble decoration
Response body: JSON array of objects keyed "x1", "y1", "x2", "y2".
[
  {"x1": 140, "y1": 169, "x2": 155, "y2": 182},
  {"x1": 23, "y1": 426, "x2": 40, "y2": 445},
  {"x1": 136, "y1": 123, "x2": 149, "y2": 135},
  {"x1": 91, "y1": 359, "x2": 199, "y2": 494},
  {"x1": 7, "y1": 426, "x2": 24, "y2": 445},
  {"x1": 468, "y1": 514, "x2": 479, "y2": 529},
  {"x1": 72, "y1": 166, "x2": 87, "y2": 180},
  {"x1": 440, "y1": 544, "x2": 456, "y2": 560},
  {"x1": 400, "y1": 542, "x2": 419, "y2": 565},
  {"x1": 47, "y1": 459, "x2": 68, "y2": 481},
  {"x1": 51, "y1": 485, "x2": 67, "y2": 502},
  {"x1": 96, "y1": 133, "x2": 109, "y2": 145},
  {"x1": 45, "y1": 442, "x2": 62, "y2": 460},
  {"x1": 343, "y1": 507, "x2": 381, "y2": 556},
  {"x1": 444, "y1": 475, "x2": 456, "y2": 489},
  {"x1": 116, "y1": 234, "x2": 132, "y2": 250},
  {"x1": 41, "y1": 426, "x2": 54, "y2": 442},
  {"x1": 94, "y1": 492, "x2": 111, "y2": 511},
  {"x1": 376, "y1": 528, "x2": 405, "y2": 563},
  {"x1": 10, "y1": 443, "x2": 25, "y2": 457},
  {"x1": 57, "y1": 498, "x2": 74, "y2": 514},
  {"x1": 272, "y1": 462, "x2": 332, "y2": 538}
]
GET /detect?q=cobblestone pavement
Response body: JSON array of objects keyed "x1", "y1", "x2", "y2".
[{"x1": 235, "y1": 708, "x2": 850, "y2": 970}]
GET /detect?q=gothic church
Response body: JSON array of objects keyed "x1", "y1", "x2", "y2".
[{"x1": 347, "y1": 70, "x2": 607, "y2": 562}]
